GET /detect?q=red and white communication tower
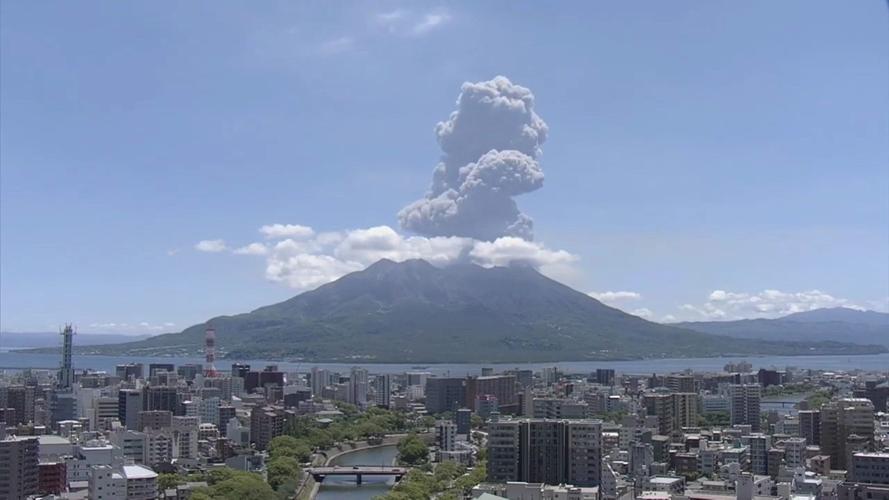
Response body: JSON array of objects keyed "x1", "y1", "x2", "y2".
[{"x1": 204, "y1": 323, "x2": 218, "y2": 378}]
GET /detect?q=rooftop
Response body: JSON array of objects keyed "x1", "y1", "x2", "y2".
[{"x1": 122, "y1": 465, "x2": 158, "y2": 480}]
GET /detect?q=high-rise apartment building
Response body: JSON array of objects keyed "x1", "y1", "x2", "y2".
[
  {"x1": 349, "y1": 367, "x2": 369, "y2": 408},
  {"x1": 487, "y1": 419, "x2": 603, "y2": 487},
  {"x1": 118, "y1": 389, "x2": 143, "y2": 430},
  {"x1": 742, "y1": 434, "x2": 772, "y2": 475},
  {"x1": 730, "y1": 384, "x2": 762, "y2": 432},
  {"x1": 250, "y1": 406, "x2": 285, "y2": 451},
  {"x1": 644, "y1": 393, "x2": 698, "y2": 434},
  {"x1": 466, "y1": 375, "x2": 518, "y2": 414},
  {"x1": 672, "y1": 393, "x2": 699, "y2": 430},
  {"x1": 143, "y1": 386, "x2": 179, "y2": 413},
  {"x1": 0, "y1": 436, "x2": 39, "y2": 499},
  {"x1": 311, "y1": 367, "x2": 329, "y2": 398},
  {"x1": 374, "y1": 374, "x2": 391, "y2": 408},
  {"x1": 798, "y1": 410, "x2": 821, "y2": 446},
  {"x1": 456, "y1": 408, "x2": 472, "y2": 435},
  {"x1": 436, "y1": 420, "x2": 457, "y2": 452},
  {"x1": 6, "y1": 385, "x2": 37, "y2": 424},
  {"x1": 665, "y1": 375, "x2": 695, "y2": 393},
  {"x1": 821, "y1": 398, "x2": 875, "y2": 470}
]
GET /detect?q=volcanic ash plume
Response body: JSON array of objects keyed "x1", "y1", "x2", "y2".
[{"x1": 398, "y1": 76, "x2": 549, "y2": 241}]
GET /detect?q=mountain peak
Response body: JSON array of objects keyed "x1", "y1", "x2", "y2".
[{"x1": 92, "y1": 262, "x2": 887, "y2": 362}]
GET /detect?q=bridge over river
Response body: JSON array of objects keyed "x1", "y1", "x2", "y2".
[{"x1": 306, "y1": 465, "x2": 409, "y2": 485}]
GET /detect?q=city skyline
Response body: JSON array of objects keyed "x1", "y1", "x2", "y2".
[{"x1": 2, "y1": 1, "x2": 888, "y2": 334}]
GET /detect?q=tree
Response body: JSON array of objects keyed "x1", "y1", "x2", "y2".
[
  {"x1": 267, "y1": 435, "x2": 312, "y2": 462},
  {"x1": 200, "y1": 469, "x2": 278, "y2": 500},
  {"x1": 698, "y1": 411, "x2": 730, "y2": 428},
  {"x1": 455, "y1": 463, "x2": 487, "y2": 496},
  {"x1": 397, "y1": 434, "x2": 429, "y2": 466},
  {"x1": 267, "y1": 456, "x2": 301, "y2": 490},
  {"x1": 157, "y1": 473, "x2": 183, "y2": 492},
  {"x1": 470, "y1": 414, "x2": 484, "y2": 429}
]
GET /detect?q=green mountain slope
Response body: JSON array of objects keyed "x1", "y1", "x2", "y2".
[{"x1": 67, "y1": 260, "x2": 885, "y2": 362}]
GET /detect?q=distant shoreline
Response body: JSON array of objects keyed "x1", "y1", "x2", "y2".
[{"x1": 8, "y1": 346, "x2": 888, "y2": 365}]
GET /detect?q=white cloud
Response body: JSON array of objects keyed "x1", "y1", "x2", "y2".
[
  {"x1": 259, "y1": 224, "x2": 315, "y2": 240},
  {"x1": 265, "y1": 253, "x2": 363, "y2": 290},
  {"x1": 334, "y1": 226, "x2": 473, "y2": 266},
  {"x1": 661, "y1": 314, "x2": 677, "y2": 323},
  {"x1": 318, "y1": 36, "x2": 354, "y2": 55},
  {"x1": 195, "y1": 239, "x2": 227, "y2": 253},
  {"x1": 586, "y1": 290, "x2": 651, "y2": 318},
  {"x1": 373, "y1": 8, "x2": 451, "y2": 37},
  {"x1": 469, "y1": 237, "x2": 577, "y2": 268},
  {"x1": 376, "y1": 9, "x2": 406, "y2": 29},
  {"x1": 674, "y1": 289, "x2": 867, "y2": 321},
  {"x1": 588, "y1": 291, "x2": 643, "y2": 303},
  {"x1": 630, "y1": 308, "x2": 653, "y2": 319},
  {"x1": 411, "y1": 12, "x2": 451, "y2": 35},
  {"x1": 233, "y1": 242, "x2": 268, "y2": 256},
  {"x1": 229, "y1": 224, "x2": 578, "y2": 291}
]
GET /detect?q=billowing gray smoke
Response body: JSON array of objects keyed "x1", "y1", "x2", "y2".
[{"x1": 398, "y1": 76, "x2": 549, "y2": 241}]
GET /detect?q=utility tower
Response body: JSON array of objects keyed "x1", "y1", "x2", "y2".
[{"x1": 204, "y1": 324, "x2": 218, "y2": 378}]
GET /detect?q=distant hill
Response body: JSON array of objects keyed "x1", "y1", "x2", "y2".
[
  {"x1": 781, "y1": 307, "x2": 889, "y2": 326},
  {"x1": 1, "y1": 331, "x2": 152, "y2": 350},
  {"x1": 675, "y1": 308, "x2": 889, "y2": 347},
  {"x1": 37, "y1": 260, "x2": 886, "y2": 362}
]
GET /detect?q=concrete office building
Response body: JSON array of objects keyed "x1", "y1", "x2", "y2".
[
  {"x1": 426, "y1": 378, "x2": 466, "y2": 414},
  {"x1": 89, "y1": 464, "x2": 158, "y2": 500},
  {"x1": 532, "y1": 398, "x2": 589, "y2": 419},
  {"x1": 848, "y1": 452, "x2": 889, "y2": 483}
]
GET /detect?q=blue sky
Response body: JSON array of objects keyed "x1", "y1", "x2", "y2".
[{"x1": 1, "y1": 1, "x2": 887, "y2": 334}]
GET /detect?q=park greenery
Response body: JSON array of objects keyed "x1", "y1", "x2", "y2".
[
  {"x1": 280, "y1": 404, "x2": 426, "y2": 453},
  {"x1": 375, "y1": 460, "x2": 488, "y2": 500},
  {"x1": 805, "y1": 388, "x2": 835, "y2": 409},
  {"x1": 188, "y1": 468, "x2": 279, "y2": 500},
  {"x1": 396, "y1": 433, "x2": 430, "y2": 466},
  {"x1": 698, "y1": 411, "x2": 730, "y2": 428},
  {"x1": 163, "y1": 405, "x2": 433, "y2": 499},
  {"x1": 763, "y1": 382, "x2": 819, "y2": 397}
]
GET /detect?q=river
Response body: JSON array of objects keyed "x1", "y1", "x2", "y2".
[
  {"x1": 2, "y1": 352, "x2": 888, "y2": 375},
  {"x1": 315, "y1": 445, "x2": 399, "y2": 500}
]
